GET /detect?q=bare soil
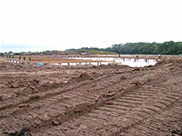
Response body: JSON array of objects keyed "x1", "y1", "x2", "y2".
[{"x1": 0, "y1": 57, "x2": 182, "y2": 136}]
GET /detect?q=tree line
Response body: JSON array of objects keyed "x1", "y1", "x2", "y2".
[{"x1": 80, "y1": 41, "x2": 182, "y2": 55}]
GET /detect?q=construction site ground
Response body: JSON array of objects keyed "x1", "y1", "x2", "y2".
[{"x1": 0, "y1": 57, "x2": 182, "y2": 136}]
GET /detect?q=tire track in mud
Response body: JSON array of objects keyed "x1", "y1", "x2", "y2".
[
  {"x1": 111, "y1": 91, "x2": 182, "y2": 136},
  {"x1": 29, "y1": 66, "x2": 182, "y2": 136},
  {"x1": 0, "y1": 67, "x2": 159, "y2": 135},
  {"x1": 34, "y1": 86, "x2": 181, "y2": 136},
  {"x1": 0, "y1": 68, "x2": 145, "y2": 135},
  {"x1": 111, "y1": 70, "x2": 182, "y2": 136},
  {"x1": 0, "y1": 73, "x2": 112, "y2": 117},
  {"x1": 34, "y1": 87, "x2": 175, "y2": 136},
  {"x1": 117, "y1": 100, "x2": 182, "y2": 136},
  {"x1": 1, "y1": 64, "x2": 181, "y2": 136},
  {"x1": 26, "y1": 68, "x2": 166, "y2": 136},
  {"x1": 0, "y1": 67, "x2": 141, "y2": 117},
  {"x1": 0, "y1": 69, "x2": 122, "y2": 113},
  {"x1": 0, "y1": 71, "x2": 120, "y2": 112}
]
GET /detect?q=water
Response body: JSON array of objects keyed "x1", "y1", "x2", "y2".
[
  {"x1": 67, "y1": 57, "x2": 157, "y2": 67},
  {"x1": 115, "y1": 58, "x2": 157, "y2": 67},
  {"x1": 7, "y1": 57, "x2": 157, "y2": 67}
]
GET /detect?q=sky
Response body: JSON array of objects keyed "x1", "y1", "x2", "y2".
[{"x1": 0, "y1": 0, "x2": 182, "y2": 52}]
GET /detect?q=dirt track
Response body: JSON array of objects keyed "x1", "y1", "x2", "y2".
[{"x1": 0, "y1": 58, "x2": 182, "y2": 136}]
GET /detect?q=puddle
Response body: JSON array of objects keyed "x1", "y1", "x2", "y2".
[
  {"x1": 7, "y1": 57, "x2": 157, "y2": 67},
  {"x1": 68, "y1": 57, "x2": 157, "y2": 67}
]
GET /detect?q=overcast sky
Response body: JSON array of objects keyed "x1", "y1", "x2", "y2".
[{"x1": 0, "y1": 0, "x2": 182, "y2": 52}]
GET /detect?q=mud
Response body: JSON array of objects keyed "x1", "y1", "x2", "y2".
[{"x1": 0, "y1": 58, "x2": 182, "y2": 136}]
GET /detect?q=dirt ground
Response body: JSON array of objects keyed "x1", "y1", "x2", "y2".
[{"x1": 0, "y1": 57, "x2": 182, "y2": 136}]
